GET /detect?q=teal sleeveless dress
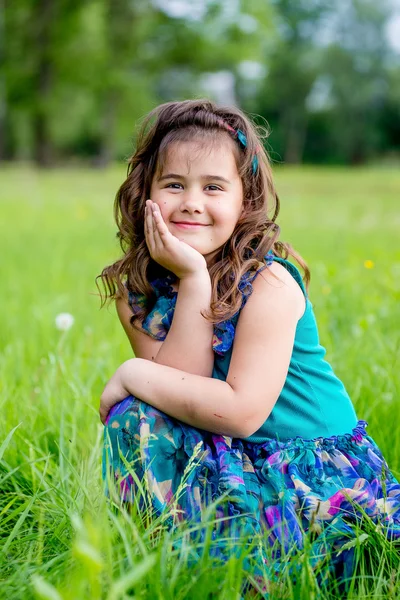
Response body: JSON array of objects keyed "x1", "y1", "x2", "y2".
[{"x1": 102, "y1": 251, "x2": 400, "y2": 587}]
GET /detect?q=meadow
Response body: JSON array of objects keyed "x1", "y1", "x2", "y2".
[{"x1": 1, "y1": 165, "x2": 399, "y2": 599}]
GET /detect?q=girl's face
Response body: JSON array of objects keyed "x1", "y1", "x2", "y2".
[{"x1": 149, "y1": 140, "x2": 244, "y2": 264}]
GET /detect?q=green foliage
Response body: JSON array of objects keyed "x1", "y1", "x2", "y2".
[{"x1": 0, "y1": 0, "x2": 399, "y2": 165}]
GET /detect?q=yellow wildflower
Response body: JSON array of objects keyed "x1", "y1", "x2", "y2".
[{"x1": 364, "y1": 260, "x2": 374, "y2": 269}]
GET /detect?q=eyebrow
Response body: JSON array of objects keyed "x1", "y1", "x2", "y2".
[{"x1": 157, "y1": 173, "x2": 231, "y2": 184}]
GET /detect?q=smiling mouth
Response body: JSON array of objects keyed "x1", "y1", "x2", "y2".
[{"x1": 171, "y1": 222, "x2": 210, "y2": 228}]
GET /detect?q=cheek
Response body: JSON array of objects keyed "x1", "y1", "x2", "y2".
[
  {"x1": 214, "y1": 204, "x2": 242, "y2": 229},
  {"x1": 158, "y1": 202, "x2": 172, "y2": 222},
  {"x1": 149, "y1": 182, "x2": 158, "y2": 201},
  {"x1": 149, "y1": 185, "x2": 168, "y2": 217}
]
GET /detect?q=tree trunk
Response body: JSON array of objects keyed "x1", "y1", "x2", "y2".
[
  {"x1": 32, "y1": 0, "x2": 54, "y2": 167},
  {"x1": 96, "y1": 0, "x2": 133, "y2": 167},
  {"x1": 0, "y1": 0, "x2": 6, "y2": 161},
  {"x1": 95, "y1": 91, "x2": 117, "y2": 168},
  {"x1": 282, "y1": 109, "x2": 308, "y2": 164}
]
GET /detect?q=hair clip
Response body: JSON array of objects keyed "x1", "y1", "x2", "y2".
[
  {"x1": 233, "y1": 128, "x2": 259, "y2": 174},
  {"x1": 216, "y1": 119, "x2": 259, "y2": 174}
]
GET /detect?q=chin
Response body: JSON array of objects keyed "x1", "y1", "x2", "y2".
[
  {"x1": 187, "y1": 243, "x2": 212, "y2": 255},
  {"x1": 176, "y1": 237, "x2": 207, "y2": 253}
]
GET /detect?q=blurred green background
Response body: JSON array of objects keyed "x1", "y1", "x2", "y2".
[{"x1": 1, "y1": 0, "x2": 400, "y2": 167}]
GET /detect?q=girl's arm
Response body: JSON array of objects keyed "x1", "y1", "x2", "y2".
[
  {"x1": 103, "y1": 263, "x2": 305, "y2": 437},
  {"x1": 117, "y1": 198, "x2": 215, "y2": 377},
  {"x1": 117, "y1": 269, "x2": 214, "y2": 377}
]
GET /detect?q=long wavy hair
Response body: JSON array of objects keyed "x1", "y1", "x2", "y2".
[{"x1": 96, "y1": 98, "x2": 310, "y2": 326}]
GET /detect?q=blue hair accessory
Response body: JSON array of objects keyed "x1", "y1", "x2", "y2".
[
  {"x1": 217, "y1": 119, "x2": 259, "y2": 174},
  {"x1": 236, "y1": 129, "x2": 259, "y2": 174}
]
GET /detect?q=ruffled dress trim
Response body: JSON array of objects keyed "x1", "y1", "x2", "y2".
[
  {"x1": 263, "y1": 419, "x2": 369, "y2": 452},
  {"x1": 127, "y1": 277, "x2": 177, "y2": 342},
  {"x1": 126, "y1": 250, "x2": 275, "y2": 356}
]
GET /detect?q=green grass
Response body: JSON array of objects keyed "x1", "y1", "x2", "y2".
[{"x1": 0, "y1": 165, "x2": 399, "y2": 599}]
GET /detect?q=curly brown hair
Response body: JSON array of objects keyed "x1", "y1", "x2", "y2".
[{"x1": 96, "y1": 98, "x2": 310, "y2": 326}]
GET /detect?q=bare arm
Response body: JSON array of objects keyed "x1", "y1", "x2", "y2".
[
  {"x1": 117, "y1": 269, "x2": 214, "y2": 377},
  {"x1": 109, "y1": 262, "x2": 304, "y2": 437}
]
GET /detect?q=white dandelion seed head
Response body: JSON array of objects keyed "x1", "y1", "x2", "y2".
[{"x1": 55, "y1": 312, "x2": 75, "y2": 331}]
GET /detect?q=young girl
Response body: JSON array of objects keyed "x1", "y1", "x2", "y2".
[{"x1": 97, "y1": 99, "x2": 400, "y2": 590}]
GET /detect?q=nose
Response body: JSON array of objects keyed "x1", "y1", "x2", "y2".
[{"x1": 179, "y1": 190, "x2": 205, "y2": 214}]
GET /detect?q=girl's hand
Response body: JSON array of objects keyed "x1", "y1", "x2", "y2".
[
  {"x1": 99, "y1": 361, "x2": 133, "y2": 425},
  {"x1": 145, "y1": 199, "x2": 207, "y2": 279}
]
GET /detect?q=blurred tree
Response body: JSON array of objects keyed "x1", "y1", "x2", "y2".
[
  {"x1": 96, "y1": 0, "x2": 145, "y2": 166},
  {"x1": 249, "y1": 0, "x2": 397, "y2": 165},
  {"x1": 378, "y1": 62, "x2": 400, "y2": 156},
  {"x1": 0, "y1": 0, "x2": 5, "y2": 161},
  {"x1": 92, "y1": 0, "x2": 166, "y2": 165},
  {"x1": 32, "y1": 0, "x2": 56, "y2": 166},
  {"x1": 0, "y1": 0, "x2": 398, "y2": 165},
  {"x1": 1, "y1": 0, "x2": 160, "y2": 165},
  {"x1": 1, "y1": 0, "x2": 33, "y2": 161},
  {"x1": 142, "y1": 0, "x2": 276, "y2": 103},
  {"x1": 320, "y1": 0, "x2": 394, "y2": 164},
  {"x1": 2, "y1": 0, "x2": 86, "y2": 165},
  {"x1": 250, "y1": 0, "x2": 332, "y2": 164}
]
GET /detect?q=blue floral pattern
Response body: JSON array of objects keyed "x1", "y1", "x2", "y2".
[{"x1": 126, "y1": 251, "x2": 275, "y2": 356}]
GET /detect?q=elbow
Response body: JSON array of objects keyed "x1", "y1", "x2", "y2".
[
  {"x1": 235, "y1": 401, "x2": 274, "y2": 439},
  {"x1": 238, "y1": 421, "x2": 261, "y2": 439},
  {"x1": 232, "y1": 412, "x2": 263, "y2": 439},
  {"x1": 239, "y1": 418, "x2": 269, "y2": 439},
  {"x1": 223, "y1": 387, "x2": 273, "y2": 439}
]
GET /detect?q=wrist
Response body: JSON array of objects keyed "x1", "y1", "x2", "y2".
[
  {"x1": 179, "y1": 270, "x2": 212, "y2": 298},
  {"x1": 179, "y1": 268, "x2": 211, "y2": 284}
]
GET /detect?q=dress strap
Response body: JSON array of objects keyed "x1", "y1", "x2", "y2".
[
  {"x1": 269, "y1": 256, "x2": 308, "y2": 299},
  {"x1": 237, "y1": 250, "x2": 275, "y2": 309}
]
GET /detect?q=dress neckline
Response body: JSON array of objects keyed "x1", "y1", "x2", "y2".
[
  {"x1": 150, "y1": 251, "x2": 275, "y2": 297},
  {"x1": 150, "y1": 273, "x2": 178, "y2": 298}
]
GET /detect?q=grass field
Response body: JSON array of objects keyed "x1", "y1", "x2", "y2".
[{"x1": 1, "y1": 165, "x2": 400, "y2": 599}]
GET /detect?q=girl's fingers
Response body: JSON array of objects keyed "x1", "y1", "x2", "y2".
[
  {"x1": 144, "y1": 205, "x2": 148, "y2": 238},
  {"x1": 146, "y1": 200, "x2": 178, "y2": 264},
  {"x1": 145, "y1": 201, "x2": 156, "y2": 252},
  {"x1": 151, "y1": 207, "x2": 163, "y2": 251},
  {"x1": 152, "y1": 206, "x2": 170, "y2": 249}
]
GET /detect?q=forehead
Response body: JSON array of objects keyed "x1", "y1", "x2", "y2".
[{"x1": 158, "y1": 139, "x2": 240, "y2": 178}]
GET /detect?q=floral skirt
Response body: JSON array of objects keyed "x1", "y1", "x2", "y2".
[{"x1": 102, "y1": 395, "x2": 400, "y2": 591}]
